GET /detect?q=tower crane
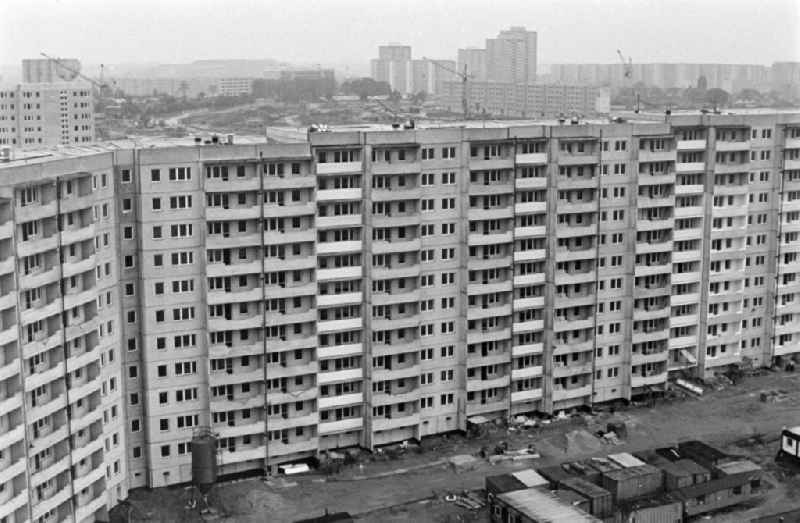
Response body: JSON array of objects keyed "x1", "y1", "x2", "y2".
[
  {"x1": 617, "y1": 49, "x2": 638, "y2": 112},
  {"x1": 423, "y1": 57, "x2": 473, "y2": 120},
  {"x1": 40, "y1": 52, "x2": 116, "y2": 96}
]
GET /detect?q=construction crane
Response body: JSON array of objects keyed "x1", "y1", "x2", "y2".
[
  {"x1": 40, "y1": 52, "x2": 116, "y2": 96},
  {"x1": 374, "y1": 98, "x2": 401, "y2": 125},
  {"x1": 424, "y1": 57, "x2": 472, "y2": 120},
  {"x1": 616, "y1": 49, "x2": 637, "y2": 112}
]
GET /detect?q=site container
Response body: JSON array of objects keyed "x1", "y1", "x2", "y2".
[
  {"x1": 601, "y1": 464, "x2": 663, "y2": 502},
  {"x1": 560, "y1": 476, "x2": 613, "y2": 517},
  {"x1": 659, "y1": 459, "x2": 710, "y2": 490}
]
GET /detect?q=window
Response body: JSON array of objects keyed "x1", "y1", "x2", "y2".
[
  {"x1": 160, "y1": 445, "x2": 170, "y2": 457},
  {"x1": 121, "y1": 169, "x2": 132, "y2": 183},
  {"x1": 151, "y1": 169, "x2": 161, "y2": 182},
  {"x1": 122, "y1": 198, "x2": 132, "y2": 212},
  {"x1": 124, "y1": 255, "x2": 135, "y2": 268}
]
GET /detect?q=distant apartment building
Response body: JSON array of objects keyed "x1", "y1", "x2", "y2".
[
  {"x1": 548, "y1": 63, "x2": 774, "y2": 92},
  {"x1": 0, "y1": 83, "x2": 94, "y2": 148},
  {"x1": 1, "y1": 111, "x2": 799, "y2": 509},
  {"x1": 22, "y1": 58, "x2": 83, "y2": 83},
  {"x1": 216, "y1": 78, "x2": 253, "y2": 97},
  {"x1": 458, "y1": 48, "x2": 488, "y2": 82},
  {"x1": 370, "y1": 45, "x2": 456, "y2": 96},
  {"x1": 771, "y1": 62, "x2": 800, "y2": 99},
  {"x1": 439, "y1": 81, "x2": 609, "y2": 118},
  {"x1": 485, "y1": 27, "x2": 538, "y2": 84},
  {"x1": 253, "y1": 69, "x2": 336, "y2": 102}
]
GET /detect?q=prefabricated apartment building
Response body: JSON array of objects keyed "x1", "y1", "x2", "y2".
[{"x1": 0, "y1": 110, "x2": 799, "y2": 521}]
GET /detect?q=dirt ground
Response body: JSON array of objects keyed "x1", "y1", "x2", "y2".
[{"x1": 114, "y1": 370, "x2": 800, "y2": 523}]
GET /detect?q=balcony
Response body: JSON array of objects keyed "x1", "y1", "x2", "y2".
[
  {"x1": 466, "y1": 374, "x2": 510, "y2": 392},
  {"x1": 511, "y1": 389, "x2": 543, "y2": 404},
  {"x1": 318, "y1": 392, "x2": 364, "y2": 409},
  {"x1": 467, "y1": 280, "x2": 512, "y2": 295},
  {"x1": 676, "y1": 162, "x2": 705, "y2": 173},
  {"x1": 631, "y1": 372, "x2": 668, "y2": 388},
  {"x1": 515, "y1": 176, "x2": 547, "y2": 189},
  {"x1": 316, "y1": 240, "x2": 362, "y2": 254},
  {"x1": 372, "y1": 413, "x2": 420, "y2": 432},
  {"x1": 317, "y1": 367, "x2": 363, "y2": 385},
  {"x1": 371, "y1": 187, "x2": 422, "y2": 201},
  {"x1": 371, "y1": 264, "x2": 420, "y2": 280},
  {"x1": 558, "y1": 153, "x2": 598, "y2": 166},
  {"x1": 205, "y1": 176, "x2": 259, "y2": 192},
  {"x1": 467, "y1": 327, "x2": 511, "y2": 345},
  {"x1": 263, "y1": 229, "x2": 316, "y2": 245},
  {"x1": 371, "y1": 161, "x2": 421, "y2": 175},
  {"x1": 468, "y1": 231, "x2": 513, "y2": 245},
  {"x1": 207, "y1": 232, "x2": 261, "y2": 249},
  {"x1": 470, "y1": 207, "x2": 514, "y2": 221},
  {"x1": 512, "y1": 342, "x2": 543, "y2": 356},
  {"x1": 371, "y1": 238, "x2": 421, "y2": 254},
  {"x1": 675, "y1": 183, "x2": 704, "y2": 195},
  {"x1": 554, "y1": 317, "x2": 593, "y2": 332},
  {"x1": 371, "y1": 390, "x2": 418, "y2": 407},
  {"x1": 786, "y1": 159, "x2": 800, "y2": 171},
  {"x1": 515, "y1": 152, "x2": 547, "y2": 165},
  {"x1": 469, "y1": 182, "x2": 514, "y2": 196},
  {"x1": 511, "y1": 365, "x2": 543, "y2": 380},
  {"x1": 469, "y1": 157, "x2": 514, "y2": 170},
  {"x1": 639, "y1": 150, "x2": 676, "y2": 163},
  {"x1": 318, "y1": 417, "x2": 363, "y2": 435},
  {"x1": 373, "y1": 364, "x2": 420, "y2": 382},
  {"x1": 513, "y1": 319, "x2": 544, "y2": 333},
  {"x1": 677, "y1": 139, "x2": 706, "y2": 150},
  {"x1": 317, "y1": 188, "x2": 362, "y2": 200},
  {"x1": 268, "y1": 412, "x2": 320, "y2": 432},
  {"x1": 555, "y1": 270, "x2": 595, "y2": 285},
  {"x1": 513, "y1": 296, "x2": 544, "y2": 310},
  {"x1": 318, "y1": 342, "x2": 363, "y2": 359},
  {"x1": 552, "y1": 384, "x2": 592, "y2": 402},
  {"x1": 317, "y1": 214, "x2": 362, "y2": 229},
  {"x1": 513, "y1": 249, "x2": 546, "y2": 263},
  {"x1": 636, "y1": 240, "x2": 673, "y2": 254},
  {"x1": 557, "y1": 201, "x2": 596, "y2": 214},
  {"x1": 714, "y1": 162, "x2": 749, "y2": 175},
  {"x1": 60, "y1": 223, "x2": 95, "y2": 245},
  {"x1": 558, "y1": 176, "x2": 597, "y2": 190},
  {"x1": 16, "y1": 234, "x2": 58, "y2": 258},
  {"x1": 317, "y1": 317, "x2": 362, "y2": 333},
  {"x1": 672, "y1": 249, "x2": 701, "y2": 263},
  {"x1": 16, "y1": 200, "x2": 57, "y2": 222},
  {"x1": 317, "y1": 292, "x2": 361, "y2": 308},
  {"x1": 316, "y1": 161, "x2": 362, "y2": 175},
  {"x1": 514, "y1": 225, "x2": 546, "y2": 238},
  {"x1": 553, "y1": 361, "x2": 593, "y2": 378},
  {"x1": 556, "y1": 225, "x2": 595, "y2": 239},
  {"x1": 632, "y1": 351, "x2": 669, "y2": 366},
  {"x1": 716, "y1": 139, "x2": 750, "y2": 152},
  {"x1": 634, "y1": 262, "x2": 672, "y2": 277}
]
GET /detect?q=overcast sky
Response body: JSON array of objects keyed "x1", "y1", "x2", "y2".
[{"x1": 2, "y1": 0, "x2": 798, "y2": 70}]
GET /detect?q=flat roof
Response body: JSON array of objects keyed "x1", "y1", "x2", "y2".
[
  {"x1": 512, "y1": 469, "x2": 550, "y2": 487},
  {"x1": 659, "y1": 459, "x2": 709, "y2": 477},
  {"x1": 608, "y1": 453, "x2": 647, "y2": 468},
  {"x1": 497, "y1": 488, "x2": 599, "y2": 522},
  {"x1": 603, "y1": 464, "x2": 661, "y2": 480},
  {"x1": 715, "y1": 459, "x2": 762, "y2": 476}
]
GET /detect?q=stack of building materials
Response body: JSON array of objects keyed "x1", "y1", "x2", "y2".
[{"x1": 601, "y1": 464, "x2": 664, "y2": 502}]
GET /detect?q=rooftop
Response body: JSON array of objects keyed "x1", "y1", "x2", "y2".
[{"x1": 497, "y1": 487, "x2": 599, "y2": 522}]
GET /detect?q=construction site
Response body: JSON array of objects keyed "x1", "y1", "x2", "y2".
[{"x1": 108, "y1": 369, "x2": 800, "y2": 523}]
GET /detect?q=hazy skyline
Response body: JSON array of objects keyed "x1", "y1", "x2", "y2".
[{"x1": 2, "y1": 0, "x2": 799, "y2": 73}]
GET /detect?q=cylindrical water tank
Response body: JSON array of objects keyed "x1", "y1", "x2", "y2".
[{"x1": 191, "y1": 434, "x2": 218, "y2": 493}]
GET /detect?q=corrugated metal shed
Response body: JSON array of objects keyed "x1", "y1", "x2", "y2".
[
  {"x1": 512, "y1": 469, "x2": 549, "y2": 487},
  {"x1": 497, "y1": 487, "x2": 600, "y2": 522},
  {"x1": 608, "y1": 452, "x2": 647, "y2": 468}
]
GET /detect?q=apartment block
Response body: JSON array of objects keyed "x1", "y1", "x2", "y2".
[
  {"x1": 0, "y1": 83, "x2": 95, "y2": 149},
  {"x1": 438, "y1": 81, "x2": 609, "y2": 118},
  {"x1": 1, "y1": 111, "x2": 799, "y2": 512},
  {"x1": 0, "y1": 155, "x2": 126, "y2": 523}
]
